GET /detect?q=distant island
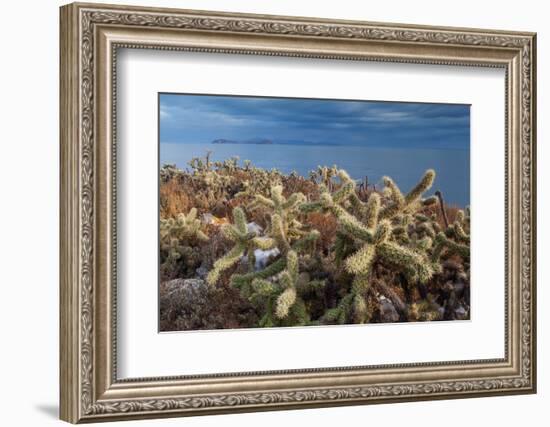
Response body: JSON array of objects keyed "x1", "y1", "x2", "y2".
[
  {"x1": 212, "y1": 138, "x2": 273, "y2": 145},
  {"x1": 211, "y1": 138, "x2": 337, "y2": 146}
]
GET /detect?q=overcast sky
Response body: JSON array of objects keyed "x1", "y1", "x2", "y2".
[{"x1": 159, "y1": 93, "x2": 470, "y2": 150}]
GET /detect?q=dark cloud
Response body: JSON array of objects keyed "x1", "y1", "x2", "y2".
[{"x1": 160, "y1": 93, "x2": 470, "y2": 150}]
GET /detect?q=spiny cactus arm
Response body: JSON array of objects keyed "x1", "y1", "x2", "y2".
[
  {"x1": 231, "y1": 257, "x2": 287, "y2": 287},
  {"x1": 250, "y1": 278, "x2": 276, "y2": 297},
  {"x1": 352, "y1": 292, "x2": 368, "y2": 323},
  {"x1": 269, "y1": 185, "x2": 284, "y2": 211},
  {"x1": 259, "y1": 301, "x2": 275, "y2": 328},
  {"x1": 251, "y1": 237, "x2": 276, "y2": 250},
  {"x1": 347, "y1": 191, "x2": 368, "y2": 219},
  {"x1": 431, "y1": 233, "x2": 447, "y2": 262},
  {"x1": 291, "y1": 229, "x2": 320, "y2": 252},
  {"x1": 334, "y1": 231, "x2": 348, "y2": 266},
  {"x1": 422, "y1": 195, "x2": 438, "y2": 206},
  {"x1": 395, "y1": 213, "x2": 413, "y2": 227},
  {"x1": 416, "y1": 222, "x2": 436, "y2": 239},
  {"x1": 454, "y1": 223, "x2": 470, "y2": 243},
  {"x1": 206, "y1": 243, "x2": 245, "y2": 285},
  {"x1": 232, "y1": 207, "x2": 248, "y2": 235},
  {"x1": 351, "y1": 272, "x2": 371, "y2": 294},
  {"x1": 391, "y1": 225, "x2": 410, "y2": 243},
  {"x1": 404, "y1": 169, "x2": 435, "y2": 205},
  {"x1": 186, "y1": 207, "x2": 198, "y2": 222},
  {"x1": 195, "y1": 229, "x2": 209, "y2": 242},
  {"x1": 286, "y1": 250, "x2": 299, "y2": 282},
  {"x1": 329, "y1": 293, "x2": 354, "y2": 324},
  {"x1": 272, "y1": 251, "x2": 300, "y2": 319},
  {"x1": 432, "y1": 232, "x2": 470, "y2": 260},
  {"x1": 379, "y1": 202, "x2": 401, "y2": 220},
  {"x1": 373, "y1": 220, "x2": 392, "y2": 244},
  {"x1": 377, "y1": 241, "x2": 434, "y2": 285},
  {"x1": 286, "y1": 299, "x2": 310, "y2": 326},
  {"x1": 250, "y1": 194, "x2": 275, "y2": 210},
  {"x1": 247, "y1": 247, "x2": 256, "y2": 273},
  {"x1": 383, "y1": 176, "x2": 405, "y2": 206},
  {"x1": 275, "y1": 287, "x2": 297, "y2": 319},
  {"x1": 444, "y1": 222, "x2": 469, "y2": 244},
  {"x1": 323, "y1": 308, "x2": 340, "y2": 323},
  {"x1": 363, "y1": 193, "x2": 381, "y2": 229},
  {"x1": 344, "y1": 244, "x2": 376, "y2": 275},
  {"x1": 415, "y1": 236, "x2": 433, "y2": 250},
  {"x1": 289, "y1": 219, "x2": 305, "y2": 232},
  {"x1": 283, "y1": 192, "x2": 306, "y2": 210},
  {"x1": 300, "y1": 201, "x2": 326, "y2": 214},
  {"x1": 270, "y1": 213, "x2": 291, "y2": 253},
  {"x1": 455, "y1": 209, "x2": 465, "y2": 223},
  {"x1": 330, "y1": 203, "x2": 375, "y2": 243},
  {"x1": 379, "y1": 171, "x2": 435, "y2": 219},
  {"x1": 332, "y1": 172, "x2": 356, "y2": 204},
  {"x1": 220, "y1": 223, "x2": 243, "y2": 242},
  {"x1": 415, "y1": 213, "x2": 430, "y2": 223}
]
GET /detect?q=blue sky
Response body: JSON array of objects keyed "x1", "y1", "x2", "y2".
[{"x1": 159, "y1": 93, "x2": 470, "y2": 150}]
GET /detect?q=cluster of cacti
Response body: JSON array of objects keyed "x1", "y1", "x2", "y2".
[
  {"x1": 159, "y1": 155, "x2": 470, "y2": 331},
  {"x1": 206, "y1": 207, "x2": 276, "y2": 285},
  {"x1": 299, "y1": 169, "x2": 443, "y2": 323},
  {"x1": 309, "y1": 165, "x2": 339, "y2": 191},
  {"x1": 208, "y1": 185, "x2": 324, "y2": 326},
  {"x1": 159, "y1": 208, "x2": 209, "y2": 279}
]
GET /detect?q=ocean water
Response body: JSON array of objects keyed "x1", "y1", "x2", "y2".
[{"x1": 161, "y1": 143, "x2": 470, "y2": 206}]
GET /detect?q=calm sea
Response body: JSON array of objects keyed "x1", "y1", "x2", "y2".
[{"x1": 161, "y1": 143, "x2": 470, "y2": 207}]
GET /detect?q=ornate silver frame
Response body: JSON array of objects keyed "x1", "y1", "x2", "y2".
[{"x1": 60, "y1": 2, "x2": 537, "y2": 423}]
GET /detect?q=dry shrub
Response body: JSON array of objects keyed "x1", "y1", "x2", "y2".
[
  {"x1": 282, "y1": 175, "x2": 319, "y2": 200},
  {"x1": 306, "y1": 212, "x2": 337, "y2": 253},
  {"x1": 160, "y1": 178, "x2": 190, "y2": 218}
]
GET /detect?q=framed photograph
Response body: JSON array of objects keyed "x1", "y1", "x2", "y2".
[{"x1": 60, "y1": 2, "x2": 537, "y2": 423}]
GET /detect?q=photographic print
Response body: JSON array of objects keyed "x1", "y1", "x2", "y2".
[{"x1": 159, "y1": 93, "x2": 471, "y2": 332}]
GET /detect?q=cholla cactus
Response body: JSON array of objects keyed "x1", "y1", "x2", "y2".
[
  {"x1": 309, "y1": 165, "x2": 339, "y2": 191},
  {"x1": 225, "y1": 187, "x2": 321, "y2": 326},
  {"x1": 379, "y1": 170, "x2": 437, "y2": 219},
  {"x1": 206, "y1": 207, "x2": 275, "y2": 286},
  {"x1": 159, "y1": 208, "x2": 209, "y2": 280},
  {"x1": 304, "y1": 169, "x2": 440, "y2": 324},
  {"x1": 160, "y1": 163, "x2": 183, "y2": 183},
  {"x1": 238, "y1": 250, "x2": 325, "y2": 327},
  {"x1": 160, "y1": 157, "x2": 470, "y2": 329},
  {"x1": 160, "y1": 208, "x2": 208, "y2": 244},
  {"x1": 249, "y1": 185, "x2": 308, "y2": 252},
  {"x1": 432, "y1": 207, "x2": 470, "y2": 262}
]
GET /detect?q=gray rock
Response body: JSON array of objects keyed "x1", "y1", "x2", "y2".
[
  {"x1": 195, "y1": 265, "x2": 209, "y2": 280},
  {"x1": 246, "y1": 222, "x2": 263, "y2": 235},
  {"x1": 201, "y1": 213, "x2": 215, "y2": 225},
  {"x1": 455, "y1": 305, "x2": 468, "y2": 320},
  {"x1": 254, "y1": 248, "x2": 280, "y2": 270},
  {"x1": 162, "y1": 278, "x2": 207, "y2": 303},
  {"x1": 159, "y1": 278, "x2": 259, "y2": 332},
  {"x1": 379, "y1": 299, "x2": 399, "y2": 323},
  {"x1": 159, "y1": 278, "x2": 210, "y2": 330}
]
